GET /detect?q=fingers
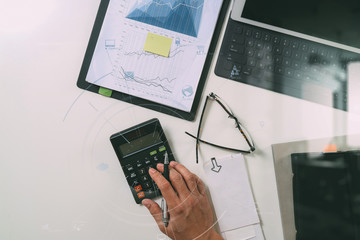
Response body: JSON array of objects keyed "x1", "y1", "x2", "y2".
[
  {"x1": 148, "y1": 167, "x2": 179, "y2": 206},
  {"x1": 169, "y1": 161, "x2": 201, "y2": 196},
  {"x1": 156, "y1": 164, "x2": 191, "y2": 200},
  {"x1": 195, "y1": 175, "x2": 206, "y2": 195},
  {"x1": 142, "y1": 199, "x2": 166, "y2": 232}
]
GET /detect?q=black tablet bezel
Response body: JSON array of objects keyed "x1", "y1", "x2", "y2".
[{"x1": 77, "y1": 0, "x2": 230, "y2": 121}]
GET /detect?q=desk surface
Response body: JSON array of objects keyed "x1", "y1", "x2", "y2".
[{"x1": 1, "y1": 1, "x2": 360, "y2": 240}]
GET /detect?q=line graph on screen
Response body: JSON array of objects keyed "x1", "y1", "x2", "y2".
[{"x1": 100, "y1": 30, "x2": 192, "y2": 99}]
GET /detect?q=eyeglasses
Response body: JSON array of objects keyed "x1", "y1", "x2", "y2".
[{"x1": 185, "y1": 92, "x2": 255, "y2": 164}]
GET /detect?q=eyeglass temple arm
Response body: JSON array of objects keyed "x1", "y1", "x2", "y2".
[
  {"x1": 185, "y1": 132, "x2": 251, "y2": 154},
  {"x1": 211, "y1": 93, "x2": 255, "y2": 152},
  {"x1": 210, "y1": 93, "x2": 234, "y2": 117},
  {"x1": 196, "y1": 95, "x2": 211, "y2": 163},
  {"x1": 234, "y1": 118, "x2": 256, "y2": 152}
]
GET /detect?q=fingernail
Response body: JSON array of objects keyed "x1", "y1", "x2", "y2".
[
  {"x1": 170, "y1": 161, "x2": 178, "y2": 167},
  {"x1": 149, "y1": 168, "x2": 157, "y2": 174}
]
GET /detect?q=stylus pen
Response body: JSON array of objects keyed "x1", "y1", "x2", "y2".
[
  {"x1": 163, "y1": 152, "x2": 170, "y2": 182},
  {"x1": 161, "y1": 198, "x2": 168, "y2": 227},
  {"x1": 162, "y1": 152, "x2": 170, "y2": 227}
]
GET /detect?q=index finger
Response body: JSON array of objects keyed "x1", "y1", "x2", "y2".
[
  {"x1": 169, "y1": 161, "x2": 199, "y2": 195},
  {"x1": 148, "y1": 168, "x2": 179, "y2": 206}
]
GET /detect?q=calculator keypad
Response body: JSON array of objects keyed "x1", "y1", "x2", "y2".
[{"x1": 122, "y1": 145, "x2": 174, "y2": 204}]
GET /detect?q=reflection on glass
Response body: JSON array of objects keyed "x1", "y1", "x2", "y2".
[
  {"x1": 348, "y1": 62, "x2": 360, "y2": 113},
  {"x1": 291, "y1": 151, "x2": 360, "y2": 239},
  {"x1": 242, "y1": 0, "x2": 360, "y2": 49},
  {"x1": 215, "y1": 0, "x2": 360, "y2": 112}
]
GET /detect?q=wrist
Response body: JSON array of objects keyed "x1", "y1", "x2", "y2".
[
  {"x1": 200, "y1": 229, "x2": 223, "y2": 240},
  {"x1": 210, "y1": 230, "x2": 223, "y2": 240}
]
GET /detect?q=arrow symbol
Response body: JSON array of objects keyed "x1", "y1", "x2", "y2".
[{"x1": 211, "y1": 158, "x2": 222, "y2": 173}]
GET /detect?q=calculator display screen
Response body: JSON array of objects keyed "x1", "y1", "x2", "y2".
[{"x1": 119, "y1": 131, "x2": 162, "y2": 156}]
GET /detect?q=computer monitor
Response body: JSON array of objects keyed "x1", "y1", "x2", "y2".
[{"x1": 291, "y1": 151, "x2": 360, "y2": 239}]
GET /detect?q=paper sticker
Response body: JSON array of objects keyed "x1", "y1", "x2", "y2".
[{"x1": 143, "y1": 32, "x2": 173, "y2": 57}]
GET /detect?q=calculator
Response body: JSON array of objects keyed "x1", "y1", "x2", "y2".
[{"x1": 110, "y1": 118, "x2": 175, "y2": 204}]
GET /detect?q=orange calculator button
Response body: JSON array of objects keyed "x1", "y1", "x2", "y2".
[
  {"x1": 134, "y1": 185, "x2": 142, "y2": 192},
  {"x1": 137, "y1": 192, "x2": 145, "y2": 199}
]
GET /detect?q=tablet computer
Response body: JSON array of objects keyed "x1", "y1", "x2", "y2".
[{"x1": 77, "y1": 0, "x2": 230, "y2": 121}]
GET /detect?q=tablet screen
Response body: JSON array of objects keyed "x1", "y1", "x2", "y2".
[
  {"x1": 85, "y1": 0, "x2": 223, "y2": 113},
  {"x1": 241, "y1": 0, "x2": 360, "y2": 49}
]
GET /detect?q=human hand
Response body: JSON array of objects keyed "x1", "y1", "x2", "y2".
[{"x1": 142, "y1": 161, "x2": 223, "y2": 240}]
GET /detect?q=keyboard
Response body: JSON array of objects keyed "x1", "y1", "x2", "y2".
[
  {"x1": 121, "y1": 146, "x2": 167, "y2": 204},
  {"x1": 215, "y1": 18, "x2": 360, "y2": 111}
]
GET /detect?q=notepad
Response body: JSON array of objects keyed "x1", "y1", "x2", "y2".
[
  {"x1": 143, "y1": 32, "x2": 172, "y2": 57},
  {"x1": 204, "y1": 154, "x2": 264, "y2": 240}
]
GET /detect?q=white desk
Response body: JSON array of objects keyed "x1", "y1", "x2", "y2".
[{"x1": 1, "y1": 1, "x2": 360, "y2": 239}]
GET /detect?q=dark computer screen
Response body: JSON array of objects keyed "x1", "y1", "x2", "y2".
[
  {"x1": 242, "y1": 0, "x2": 360, "y2": 49},
  {"x1": 291, "y1": 151, "x2": 360, "y2": 240}
]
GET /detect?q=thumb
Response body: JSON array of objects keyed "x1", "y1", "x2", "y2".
[{"x1": 142, "y1": 199, "x2": 163, "y2": 227}]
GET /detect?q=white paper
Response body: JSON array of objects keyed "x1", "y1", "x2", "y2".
[
  {"x1": 204, "y1": 154, "x2": 260, "y2": 232},
  {"x1": 222, "y1": 225, "x2": 256, "y2": 240},
  {"x1": 252, "y1": 223, "x2": 265, "y2": 240}
]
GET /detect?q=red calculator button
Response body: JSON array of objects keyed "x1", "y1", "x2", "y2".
[
  {"x1": 134, "y1": 185, "x2": 142, "y2": 192},
  {"x1": 137, "y1": 191, "x2": 145, "y2": 199}
]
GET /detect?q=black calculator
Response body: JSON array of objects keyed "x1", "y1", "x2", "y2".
[{"x1": 110, "y1": 118, "x2": 175, "y2": 204}]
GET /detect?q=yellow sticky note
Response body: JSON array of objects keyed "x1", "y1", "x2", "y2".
[{"x1": 143, "y1": 32, "x2": 173, "y2": 57}]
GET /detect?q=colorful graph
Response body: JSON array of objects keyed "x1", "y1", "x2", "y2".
[{"x1": 127, "y1": 0, "x2": 204, "y2": 37}]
